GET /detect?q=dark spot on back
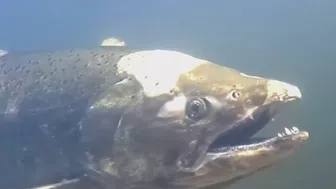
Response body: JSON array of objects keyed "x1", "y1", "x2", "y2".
[
  {"x1": 15, "y1": 65, "x2": 21, "y2": 71},
  {"x1": 3, "y1": 68, "x2": 12, "y2": 75},
  {"x1": 16, "y1": 80, "x2": 23, "y2": 88}
]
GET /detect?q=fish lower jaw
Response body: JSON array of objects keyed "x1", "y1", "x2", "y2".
[{"x1": 208, "y1": 126, "x2": 309, "y2": 154}]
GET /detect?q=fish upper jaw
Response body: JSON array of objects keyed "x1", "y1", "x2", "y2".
[{"x1": 266, "y1": 79, "x2": 302, "y2": 103}]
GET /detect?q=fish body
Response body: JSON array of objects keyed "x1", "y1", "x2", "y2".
[
  {"x1": 0, "y1": 47, "x2": 307, "y2": 189},
  {"x1": 0, "y1": 47, "x2": 133, "y2": 188}
]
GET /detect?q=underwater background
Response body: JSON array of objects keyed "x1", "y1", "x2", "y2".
[{"x1": 0, "y1": 0, "x2": 334, "y2": 189}]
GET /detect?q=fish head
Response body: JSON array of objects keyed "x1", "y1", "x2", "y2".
[
  {"x1": 167, "y1": 62, "x2": 303, "y2": 172},
  {"x1": 97, "y1": 50, "x2": 307, "y2": 185}
]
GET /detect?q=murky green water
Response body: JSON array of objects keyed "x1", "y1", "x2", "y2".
[{"x1": 0, "y1": 1, "x2": 334, "y2": 188}]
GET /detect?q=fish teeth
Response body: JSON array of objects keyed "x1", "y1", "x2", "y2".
[
  {"x1": 292, "y1": 126, "x2": 299, "y2": 133},
  {"x1": 285, "y1": 127, "x2": 292, "y2": 135},
  {"x1": 277, "y1": 126, "x2": 300, "y2": 137}
]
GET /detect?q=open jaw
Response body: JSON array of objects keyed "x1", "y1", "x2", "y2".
[
  {"x1": 176, "y1": 128, "x2": 309, "y2": 188},
  {"x1": 173, "y1": 104, "x2": 309, "y2": 187},
  {"x1": 207, "y1": 102, "x2": 309, "y2": 155}
]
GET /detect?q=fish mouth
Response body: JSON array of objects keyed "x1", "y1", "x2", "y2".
[
  {"x1": 207, "y1": 79, "x2": 305, "y2": 154},
  {"x1": 207, "y1": 105, "x2": 307, "y2": 154},
  {"x1": 208, "y1": 104, "x2": 279, "y2": 153},
  {"x1": 209, "y1": 126, "x2": 309, "y2": 154},
  {"x1": 174, "y1": 101, "x2": 309, "y2": 187},
  {"x1": 175, "y1": 127, "x2": 309, "y2": 187}
]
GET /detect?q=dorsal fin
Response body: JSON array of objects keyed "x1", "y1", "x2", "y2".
[
  {"x1": 0, "y1": 49, "x2": 8, "y2": 57},
  {"x1": 100, "y1": 37, "x2": 126, "y2": 48}
]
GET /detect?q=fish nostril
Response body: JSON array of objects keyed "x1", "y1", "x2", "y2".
[{"x1": 232, "y1": 91, "x2": 240, "y2": 99}]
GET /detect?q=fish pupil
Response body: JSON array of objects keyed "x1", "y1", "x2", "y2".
[
  {"x1": 186, "y1": 98, "x2": 208, "y2": 120},
  {"x1": 190, "y1": 103, "x2": 200, "y2": 116}
]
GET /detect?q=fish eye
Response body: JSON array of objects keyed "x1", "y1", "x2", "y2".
[
  {"x1": 229, "y1": 90, "x2": 241, "y2": 100},
  {"x1": 186, "y1": 97, "x2": 209, "y2": 120}
]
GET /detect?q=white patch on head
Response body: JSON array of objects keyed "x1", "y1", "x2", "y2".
[
  {"x1": 157, "y1": 94, "x2": 187, "y2": 118},
  {"x1": 240, "y1": 72, "x2": 263, "y2": 79},
  {"x1": 242, "y1": 106, "x2": 258, "y2": 120},
  {"x1": 117, "y1": 50, "x2": 207, "y2": 97},
  {"x1": 204, "y1": 96, "x2": 222, "y2": 109}
]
